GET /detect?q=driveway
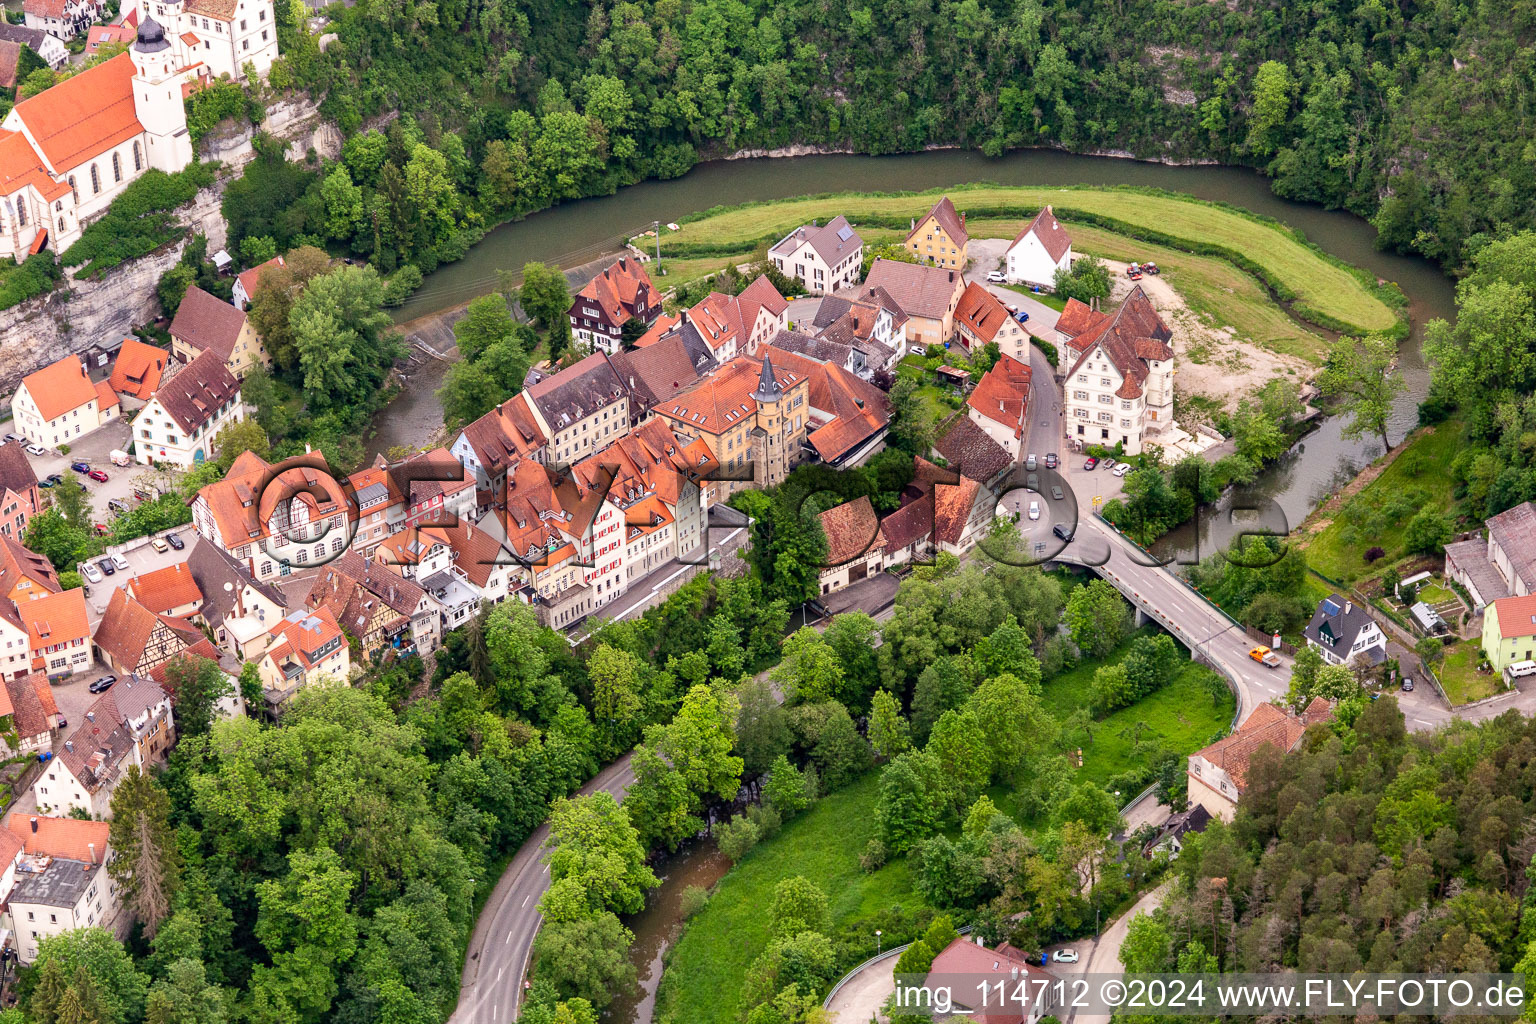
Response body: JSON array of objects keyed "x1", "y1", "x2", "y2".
[
  {"x1": 1067, "y1": 882, "x2": 1172, "y2": 1024},
  {"x1": 786, "y1": 296, "x2": 822, "y2": 331},
  {"x1": 83, "y1": 534, "x2": 193, "y2": 617},
  {"x1": 24, "y1": 419, "x2": 143, "y2": 525},
  {"x1": 825, "y1": 950, "x2": 899, "y2": 1024}
]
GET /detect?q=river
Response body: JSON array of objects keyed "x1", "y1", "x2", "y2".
[{"x1": 381, "y1": 150, "x2": 1455, "y2": 548}]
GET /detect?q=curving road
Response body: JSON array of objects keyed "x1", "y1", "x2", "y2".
[{"x1": 449, "y1": 755, "x2": 637, "y2": 1024}]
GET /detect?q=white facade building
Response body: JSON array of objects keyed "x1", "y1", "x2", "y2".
[
  {"x1": 127, "y1": 0, "x2": 280, "y2": 81},
  {"x1": 1005, "y1": 205, "x2": 1073, "y2": 288},
  {"x1": 769, "y1": 215, "x2": 863, "y2": 295},
  {"x1": 133, "y1": 348, "x2": 244, "y2": 467},
  {"x1": 1061, "y1": 287, "x2": 1174, "y2": 456}
]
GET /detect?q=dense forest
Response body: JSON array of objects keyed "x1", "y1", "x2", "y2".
[{"x1": 246, "y1": 0, "x2": 1536, "y2": 274}]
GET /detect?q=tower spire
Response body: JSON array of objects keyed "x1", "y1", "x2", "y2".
[{"x1": 751, "y1": 355, "x2": 782, "y2": 403}]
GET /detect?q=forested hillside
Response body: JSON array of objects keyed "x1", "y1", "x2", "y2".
[{"x1": 269, "y1": 0, "x2": 1536, "y2": 271}]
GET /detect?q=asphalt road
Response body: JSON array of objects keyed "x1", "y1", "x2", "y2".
[{"x1": 449, "y1": 755, "x2": 638, "y2": 1024}]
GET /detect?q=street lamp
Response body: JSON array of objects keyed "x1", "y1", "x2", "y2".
[{"x1": 876, "y1": 929, "x2": 883, "y2": 956}]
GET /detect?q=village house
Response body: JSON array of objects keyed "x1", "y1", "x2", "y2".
[
  {"x1": 125, "y1": 0, "x2": 280, "y2": 81},
  {"x1": 12, "y1": 356, "x2": 118, "y2": 449},
  {"x1": 2, "y1": 816, "x2": 122, "y2": 965},
  {"x1": 0, "y1": 33, "x2": 194, "y2": 259},
  {"x1": 254, "y1": 605, "x2": 349, "y2": 713},
  {"x1": 567, "y1": 256, "x2": 663, "y2": 354},
  {"x1": 133, "y1": 348, "x2": 244, "y2": 467},
  {"x1": 859, "y1": 260, "x2": 966, "y2": 348},
  {"x1": 0, "y1": 444, "x2": 40, "y2": 541},
  {"x1": 232, "y1": 254, "x2": 283, "y2": 309},
  {"x1": 34, "y1": 676, "x2": 175, "y2": 818},
  {"x1": 1059, "y1": 286, "x2": 1174, "y2": 455},
  {"x1": 525, "y1": 352, "x2": 631, "y2": 467},
  {"x1": 19, "y1": 587, "x2": 90, "y2": 678},
  {"x1": 904, "y1": 195, "x2": 970, "y2": 270},
  {"x1": 0, "y1": 23, "x2": 68, "y2": 68},
  {"x1": 1302, "y1": 593, "x2": 1388, "y2": 667},
  {"x1": 966, "y1": 353, "x2": 1032, "y2": 460},
  {"x1": 22, "y1": 0, "x2": 100, "y2": 42},
  {"x1": 768, "y1": 215, "x2": 863, "y2": 294},
  {"x1": 169, "y1": 285, "x2": 271, "y2": 378},
  {"x1": 817, "y1": 496, "x2": 884, "y2": 596},
  {"x1": 1446, "y1": 500, "x2": 1536, "y2": 611},
  {"x1": 927, "y1": 935, "x2": 1059, "y2": 1024},
  {"x1": 84, "y1": 21, "x2": 133, "y2": 56},
  {"x1": 190, "y1": 451, "x2": 355, "y2": 582},
  {"x1": 125, "y1": 562, "x2": 204, "y2": 618},
  {"x1": 680, "y1": 276, "x2": 791, "y2": 362},
  {"x1": 759, "y1": 343, "x2": 892, "y2": 470},
  {"x1": 808, "y1": 288, "x2": 904, "y2": 377},
  {"x1": 1480, "y1": 592, "x2": 1536, "y2": 677},
  {"x1": 106, "y1": 337, "x2": 170, "y2": 402},
  {"x1": 0, "y1": 536, "x2": 58, "y2": 606},
  {"x1": 0, "y1": 671, "x2": 60, "y2": 752},
  {"x1": 954, "y1": 281, "x2": 1030, "y2": 362},
  {"x1": 608, "y1": 332, "x2": 714, "y2": 426},
  {"x1": 0, "y1": 602, "x2": 36, "y2": 682},
  {"x1": 184, "y1": 537, "x2": 289, "y2": 658},
  {"x1": 92, "y1": 587, "x2": 205, "y2": 677},
  {"x1": 1005, "y1": 205, "x2": 1073, "y2": 288},
  {"x1": 1188, "y1": 699, "x2": 1333, "y2": 821},
  {"x1": 450, "y1": 392, "x2": 547, "y2": 509},
  {"x1": 935, "y1": 415, "x2": 1019, "y2": 490},
  {"x1": 295, "y1": 549, "x2": 441, "y2": 658}
]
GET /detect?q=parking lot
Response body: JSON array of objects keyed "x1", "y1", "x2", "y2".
[
  {"x1": 81, "y1": 531, "x2": 194, "y2": 617},
  {"x1": 15, "y1": 418, "x2": 146, "y2": 524}
]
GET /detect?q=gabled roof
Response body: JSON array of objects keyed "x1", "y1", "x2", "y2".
[
  {"x1": 770, "y1": 215, "x2": 863, "y2": 267},
  {"x1": 107, "y1": 338, "x2": 170, "y2": 400},
  {"x1": 1302, "y1": 593, "x2": 1379, "y2": 655},
  {"x1": 184, "y1": 536, "x2": 287, "y2": 628},
  {"x1": 907, "y1": 196, "x2": 968, "y2": 250},
  {"x1": 818, "y1": 496, "x2": 882, "y2": 565},
  {"x1": 932, "y1": 472, "x2": 979, "y2": 546},
  {"x1": 193, "y1": 453, "x2": 350, "y2": 548},
  {"x1": 458, "y1": 391, "x2": 546, "y2": 481},
  {"x1": 935, "y1": 416, "x2": 1012, "y2": 484},
  {"x1": 609, "y1": 333, "x2": 708, "y2": 410},
  {"x1": 125, "y1": 562, "x2": 203, "y2": 614},
  {"x1": 0, "y1": 128, "x2": 71, "y2": 203},
  {"x1": 1489, "y1": 593, "x2": 1536, "y2": 640},
  {"x1": 1010, "y1": 204, "x2": 1072, "y2": 262},
  {"x1": 57, "y1": 678, "x2": 170, "y2": 793},
  {"x1": 94, "y1": 588, "x2": 185, "y2": 668},
  {"x1": 19, "y1": 588, "x2": 88, "y2": 653},
  {"x1": 11, "y1": 52, "x2": 142, "y2": 173},
  {"x1": 149, "y1": 347, "x2": 240, "y2": 433},
  {"x1": 571, "y1": 257, "x2": 655, "y2": 327},
  {"x1": 1063, "y1": 286, "x2": 1172, "y2": 401},
  {"x1": 19, "y1": 356, "x2": 97, "y2": 422},
  {"x1": 0, "y1": 40, "x2": 20, "y2": 91},
  {"x1": 267, "y1": 605, "x2": 343, "y2": 668},
  {"x1": 966, "y1": 353, "x2": 1031, "y2": 439},
  {"x1": 734, "y1": 275, "x2": 788, "y2": 331},
  {"x1": 235, "y1": 255, "x2": 284, "y2": 305},
  {"x1": 1486, "y1": 501, "x2": 1536, "y2": 593},
  {"x1": 0, "y1": 536, "x2": 57, "y2": 600},
  {"x1": 0, "y1": 443, "x2": 38, "y2": 500},
  {"x1": 526, "y1": 352, "x2": 626, "y2": 431},
  {"x1": 1193, "y1": 701, "x2": 1326, "y2": 795},
  {"x1": 861, "y1": 261, "x2": 963, "y2": 322},
  {"x1": 954, "y1": 281, "x2": 1015, "y2": 345},
  {"x1": 659, "y1": 354, "x2": 803, "y2": 434},
  {"x1": 1055, "y1": 298, "x2": 1106, "y2": 339},
  {"x1": 6, "y1": 815, "x2": 110, "y2": 862},
  {"x1": 878, "y1": 489, "x2": 934, "y2": 552},
  {"x1": 684, "y1": 291, "x2": 746, "y2": 353},
  {"x1": 168, "y1": 286, "x2": 249, "y2": 363},
  {"x1": 631, "y1": 311, "x2": 681, "y2": 349},
  {"x1": 2, "y1": 671, "x2": 56, "y2": 739}
]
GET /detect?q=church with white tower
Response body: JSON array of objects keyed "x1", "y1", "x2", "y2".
[{"x1": 0, "y1": 16, "x2": 198, "y2": 260}]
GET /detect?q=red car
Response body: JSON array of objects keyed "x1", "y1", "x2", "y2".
[
  {"x1": 87, "y1": 469, "x2": 109, "y2": 482},
  {"x1": 1083, "y1": 457, "x2": 1099, "y2": 471}
]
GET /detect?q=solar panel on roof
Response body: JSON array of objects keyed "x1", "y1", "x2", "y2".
[
  {"x1": 1321, "y1": 599, "x2": 1340, "y2": 616},
  {"x1": 837, "y1": 225, "x2": 853, "y2": 242}
]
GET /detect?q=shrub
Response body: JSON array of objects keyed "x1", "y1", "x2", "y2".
[
  {"x1": 57, "y1": 444, "x2": 69, "y2": 455},
  {"x1": 61, "y1": 163, "x2": 217, "y2": 277},
  {"x1": 383, "y1": 264, "x2": 424, "y2": 306},
  {"x1": 1364, "y1": 546, "x2": 1386, "y2": 563},
  {"x1": 680, "y1": 885, "x2": 710, "y2": 919},
  {"x1": 859, "y1": 838, "x2": 888, "y2": 874},
  {"x1": 0, "y1": 252, "x2": 60, "y2": 310},
  {"x1": 716, "y1": 815, "x2": 761, "y2": 863}
]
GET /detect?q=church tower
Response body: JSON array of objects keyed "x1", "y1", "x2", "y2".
[{"x1": 131, "y1": 18, "x2": 195, "y2": 173}]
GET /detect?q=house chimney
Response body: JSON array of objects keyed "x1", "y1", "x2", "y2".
[
  {"x1": 1344, "y1": 601, "x2": 1353, "y2": 614},
  {"x1": 87, "y1": 843, "x2": 96, "y2": 865},
  {"x1": 29, "y1": 817, "x2": 36, "y2": 833},
  {"x1": 960, "y1": 212, "x2": 966, "y2": 228},
  {"x1": 974, "y1": 935, "x2": 985, "y2": 947}
]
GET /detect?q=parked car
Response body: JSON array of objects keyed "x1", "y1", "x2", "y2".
[
  {"x1": 1051, "y1": 485, "x2": 1064, "y2": 501},
  {"x1": 1026, "y1": 472, "x2": 1039, "y2": 491},
  {"x1": 3, "y1": 433, "x2": 19, "y2": 443},
  {"x1": 98, "y1": 558, "x2": 115, "y2": 576},
  {"x1": 1401, "y1": 677, "x2": 1415, "y2": 692},
  {"x1": 985, "y1": 270, "x2": 1006, "y2": 283},
  {"x1": 1083, "y1": 457, "x2": 1098, "y2": 470},
  {"x1": 1028, "y1": 500, "x2": 1041, "y2": 521},
  {"x1": 1113, "y1": 463, "x2": 1132, "y2": 477},
  {"x1": 909, "y1": 346, "x2": 924, "y2": 356},
  {"x1": 1044, "y1": 453, "x2": 1058, "y2": 469},
  {"x1": 88, "y1": 469, "x2": 109, "y2": 482},
  {"x1": 70, "y1": 461, "x2": 89, "y2": 473},
  {"x1": 1101, "y1": 458, "x2": 1116, "y2": 469},
  {"x1": 108, "y1": 499, "x2": 128, "y2": 514},
  {"x1": 1053, "y1": 523, "x2": 1074, "y2": 541},
  {"x1": 1013, "y1": 310, "x2": 1030, "y2": 323},
  {"x1": 88, "y1": 676, "x2": 116, "y2": 694},
  {"x1": 1054, "y1": 949, "x2": 1080, "y2": 965},
  {"x1": 25, "y1": 444, "x2": 45, "y2": 457},
  {"x1": 151, "y1": 537, "x2": 169, "y2": 553},
  {"x1": 81, "y1": 563, "x2": 103, "y2": 584},
  {"x1": 110, "y1": 553, "x2": 129, "y2": 572},
  {"x1": 1026, "y1": 453, "x2": 1038, "y2": 471},
  {"x1": 38, "y1": 478, "x2": 56, "y2": 489},
  {"x1": 167, "y1": 533, "x2": 185, "y2": 550}
]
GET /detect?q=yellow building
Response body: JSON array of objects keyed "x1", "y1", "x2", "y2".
[
  {"x1": 904, "y1": 195, "x2": 970, "y2": 270},
  {"x1": 1482, "y1": 593, "x2": 1536, "y2": 676}
]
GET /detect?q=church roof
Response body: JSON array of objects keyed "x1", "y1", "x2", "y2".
[{"x1": 11, "y1": 52, "x2": 143, "y2": 173}]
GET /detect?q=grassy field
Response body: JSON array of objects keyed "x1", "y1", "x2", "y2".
[
  {"x1": 1301, "y1": 421, "x2": 1463, "y2": 584},
  {"x1": 663, "y1": 186, "x2": 1399, "y2": 335},
  {"x1": 1416, "y1": 582, "x2": 1457, "y2": 605},
  {"x1": 654, "y1": 771, "x2": 928, "y2": 1024},
  {"x1": 1438, "y1": 643, "x2": 1502, "y2": 705}
]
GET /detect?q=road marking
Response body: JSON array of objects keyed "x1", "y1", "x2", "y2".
[
  {"x1": 522, "y1": 894, "x2": 530, "y2": 907},
  {"x1": 499, "y1": 968, "x2": 504, "y2": 981},
  {"x1": 504, "y1": 931, "x2": 512, "y2": 946}
]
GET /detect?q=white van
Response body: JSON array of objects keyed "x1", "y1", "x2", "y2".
[{"x1": 1506, "y1": 660, "x2": 1536, "y2": 680}]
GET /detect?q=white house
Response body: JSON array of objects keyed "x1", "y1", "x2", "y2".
[
  {"x1": 2, "y1": 816, "x2": 124, "y2": 965},
  {"x1": 1005, "y1": 205, "x2": 1073, "y2": 288},
  {"x1": 1302, "y1": 594, "x2": 1388, "y2": 668},
  {"x1": 33, "y1": 677, "x2": 175, "y2": 819},
  {"x1": 133, "y1": 348, "x2": 244, "y2": 467},
  {"x1": 126, "y1": 0, "x2": 280, "y2": 81},
  {"x1": 1061, "y1": 286, "x2": 1174, "y2": 456},
  {"x1": 22, "y1": 0, "x2": 101, "y2": 41},
  {"x1": 12, "y1": 356, "x2": 118, "y2": 449},
  {"x1": 1188, "y1": 700, "x2": 1332, "y2": 821},
  {"x1": 768, "y1": 215, "x2": 863, "y2": 295},
  {"x1": 0, "y1": 25, "x2": 196, "y2": 260},
  {"x1": 0, "y1": 23, "x2": 68, "y2": 67}
]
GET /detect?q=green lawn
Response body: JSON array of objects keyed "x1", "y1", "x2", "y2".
[
  {"x1": 666, "y1": 185, "x2": 1398, "y2": 335},
  {"x1": 653, "y1": 771, "x2": 928, "y2": 1024},
  {"x1": 1416, "y1": 582, "x2": 1457, "y2": 605},
  {"x1": 1437, "y1": 643, "x2": 1502, "y2": 705},
  {"x1": 998, "y1": 282, "x2": 1068, "y2": 312},
  {"x1": 1301, "y1": 421, "x2": 1463, "y2": 585}
]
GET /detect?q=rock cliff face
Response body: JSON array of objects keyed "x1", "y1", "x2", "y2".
[
  {"x1": 0, "y1": 187, "x2": 225, "y2": 396},
  {"x1": 200, "y1": 95, "x2": 344, "y2": 170}
]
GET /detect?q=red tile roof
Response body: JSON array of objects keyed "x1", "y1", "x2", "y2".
[
  {"x1": 954, "y1": 281, "x2": 1014, "y2": 346},
  {"x1": 0, "y1": 535, "x2": 59, "y2": 598},
  {"x1": 4, "y1": 671, "x2": 56, "y2": 739},
  {"x1": 235, "y1": 255, "x2": 284, "y2": 306},
  {"x1": 570, "y1": 257, "x2": 656, "y2": 328},
  {"x1": 966, "y1": 353, "x2": 1032, "y2": 439},
  {"x1": 169, "y1": 286, "x2": 249, "y2": 363},
  {"x1": 19, "y1": 356, "x2": 97, "y2": 423},
  {"x1": 6, "y1": 815, "x2": 110, "y2": 863},
  {"x1": 107, "y1": 338, "x2": 170, "y2": 400},
  {"x1": 151, "y1": 348, "x2": 240, "y2": 433},
  {"x1": 12, "y1": 52, "x2": 142, "y2": 173},
  {"x1": 19, "y1": 587, "x2": 88, "y2": 657},
  {"x1": 819, "y1": 496, "x2": 882, "y2": 565},
  {"x1": 1063, "y1": 286, "x2": 1172, "y2": 401},
  {"x1": 1491, "y1": 594, "x2": 1536, "y2": 640},
  {"x1": 0, "y1": 40, "x2": 20, "y2": 91},
  {"x1": 0, "y1": 129, "x2": 71, "y2": 203},
  {"x1": 733, "y1": 275, "x2": 788, "y2": 334},
  {"x1": 908, "y1": 195, "x2": 969, "y2": 250},
  {"x1": 1055, "y1": 298, "x2": 1106, "y2": 340},
  {"x1": 861, "y1": 261, "x2": 964, "y2": 322},
  {"x1": 928, "y1": 937, "x2": 1054, "y2": 1024},
  {"x1": 1010, "y1": 204, "x2": 1072, "y2": 262},
  {"x1": 126, "y1": 562, "x2": 204, "y2": 614},
  {"x1": 631, "y1": 312, "x2": 680, "y2": 348},
  {"x1": 658, "y1": 355, "x2": 804, "y2": 434},
  {"x1": 1192, "y1": 701, "x2": 1330, "y2": 795}
]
